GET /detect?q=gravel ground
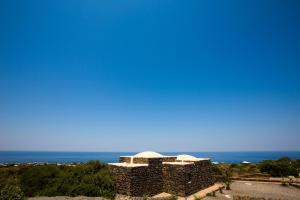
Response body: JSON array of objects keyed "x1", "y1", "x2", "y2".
[{"x1": 204, "y1": 181, "x2": 300, "y2": 200}]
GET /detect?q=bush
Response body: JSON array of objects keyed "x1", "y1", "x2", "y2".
[
  {"x1": 168, "y1": 194, "x2": 178, "y2": 200},
  {"x1": 206, "y1": 192, "x2": 216, "y2": 197},
  {"x1": 143, "y1": 193, "x2": 149, "y2": 200},
  {"x1": 223, "y1": 169, "x2": 232, "y2": 190},
  {"x1": 20, "y1": 165, "x2": 60, "y2": 196},
  {"x1": 0, "y1": 185, "x2": 25, "y2": 200},
  {"x1": 225, "y1": 181, "x2": 231, "y2": 190},
  {"x1": 230, "y1": 163, "x2": 238, "y2": 168},
  {"x1": 19, "y1": 161, "x2": 114, "y2": 199},
  {"x1": 281, "y1": 180, "x2": 288, "y2": 187},
  {"x1": 194, "y1": 195, "x2": 203, "y2": 200},
  {"x1": 219, "y1": 187, "x2": 223, "y2": 193},
  {"x1": 259, "y1": 157, "x2": 299, "y2": 177},
  {"x1": 0, "y1": 168, "x2": 20, "y2": 189},
  {"x1": 211, "y1": 164, "x2": 223, "y2": 175}
]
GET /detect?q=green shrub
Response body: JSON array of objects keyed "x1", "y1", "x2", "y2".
[
  {"x1": 230, "y1": 163, "x2": 238, "y2": 168},
  {"x1": 223, "y1": 168, "x2": 232, "y2": 190},
  {"x1": 259, "y1": 157, "x2": 299, "y2": 177},
  {"x1": 0, "y1": 185, "x2": 25, "y2": 200},
  {"x1": 206, "y1": 192, "x2": 216, "y2": 197},
  {"x1": 225, "y1": 181, "x2": 231, "y2": 190},
  {"x1": 211, "y1": 164, "x2": 223, "y2": 175},
  {"x1": 0, "y1": 168, "x2": 20, "y2": 189},
  {"x1": 194, "y1": 195, "x2": 203, "y2": 200},
  {"x1": 219, "y1": 187, "x2": 223, "y2": 193},
  {"x1": 206, "y1": 192, "x2": 213, "y2": 197},
  {"x1": 281, "y1": 181, "x2": 288, "y2": 187},
  {"x1": 19, "y1": 161, "x2": 115, "y2": 199},
  {"x1": 20, "y1": 165, "x2": 60, "y2": 196},
  {"x1": 168, "y1": 194, "x2": 178, "y2": 200},
  {"x1": 143, "y1": 193, "x2": 149, "y2": 200}
]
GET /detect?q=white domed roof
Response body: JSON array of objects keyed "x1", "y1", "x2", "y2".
[
  {"x1": 134, "y1": 151, "x2": 163, "y2": 158},
  {"x1": 176, "y1": 154, "x2": 200, "y2": 161}
]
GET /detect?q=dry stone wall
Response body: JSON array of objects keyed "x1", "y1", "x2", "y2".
[
  {"x1": 119, "y1": 157, "x2": 131, "y2": 163},
  {"x1": 183, "y1": 160, "x2": 215, "y2": 195},
  {"x1": 108, "y1": 165, "x2": 132, "y2": 196},
  {"x1": 162, "y1": 160, "x2": 215, "y2": 196},
  {"x1": 110, "y1": 158, "x2": 216, "y2": 197},
  {"x1": 162, "y1": 164, "x2": 186, "y2": 196}
]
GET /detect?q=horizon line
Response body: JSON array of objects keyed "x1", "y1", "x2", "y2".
[{"x1": 1, "y1": 150, "x2": 300, "y2": 153}]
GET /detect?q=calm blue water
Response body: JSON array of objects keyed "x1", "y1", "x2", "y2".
[{"x1": 0, "y1": 151, "x2": 299, "y2": 164}]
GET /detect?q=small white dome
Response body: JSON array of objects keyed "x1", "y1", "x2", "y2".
[
  {"x1": 176, "y1": 154, "x2": 200, "y2": 161},
  {"x1": 134, "y1": 151, "x2": 163, "y2": 158}
]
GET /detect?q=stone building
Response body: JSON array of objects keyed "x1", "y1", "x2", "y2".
[{"x1": 108, "y1": 151, "x2": 217, "y2": 197}]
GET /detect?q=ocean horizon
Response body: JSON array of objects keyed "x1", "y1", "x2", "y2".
[{"x1": 0, "y1": 151, "x2": 299, "y2": 164}]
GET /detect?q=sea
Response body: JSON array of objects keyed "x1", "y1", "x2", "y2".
[{"x1": 0, "y1": 151, "x2": 300, "y2": 164}]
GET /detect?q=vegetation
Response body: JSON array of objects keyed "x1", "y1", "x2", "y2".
[
  {"x1": 0, "y1": 165, "x2": 24, "y2": 200},
  {"x1": 211, "y1": 157, "x2": 300, "y2": 192},
  {"x1": 1, "y1": 157, "x2": 299, "y2": 199},
  {"x1": 212, "y1": 157, "x2": 300, "y2": 180},
  {"x1": 206, "y1": 191, "x2": 216, "y2": 197},
  {"x1": 259, "y1": 157, "x2": 300, "y2": 177},
  {"x1": 223, "y1": 169, "x2": 232, "y2": 190},
  {"x1": 219, "y1": 187, "x2": 223, "y2": 194},
  {"x1": 212, "y1": 191, "x2": 216, "y2": 197},
  {"x1": 193, "y1": 195, "x2": 203, "y2": 200},
  {"x1": 168, "y1": 194, "x2": 178, "y2": 200},
  {"x1": 0, "y1": 185, "x2": 25, "y2": 200},
  {"x1": 225, "y1": 182, "x2": 231, "y2": 190},
  {"x1": 0, "y1": 161, "x2": 114, "y2": 199},
  {"x1": 211, "y1": 164, "x2": 223, "y2": 176},
  {"x1": 224, "y1": 163, "x2": 259, "y2": 177},
  {"x1": 281, "y1": 179, "x2": 288, "y2": 187},
  {"x1": 142, "y1": 193, "x2": 149, "y2": 200}
]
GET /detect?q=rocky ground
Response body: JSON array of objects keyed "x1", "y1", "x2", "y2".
[
  {"x1": 28, "y1": 181, "x2": 300, "y2": 200},
  {"x1": 204, "y1": 181, "x2": 300, "y2": 200}
]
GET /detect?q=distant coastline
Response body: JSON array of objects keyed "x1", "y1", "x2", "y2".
[{"x1": 1, "y1": 151, "x2": 300, "y2": 164}]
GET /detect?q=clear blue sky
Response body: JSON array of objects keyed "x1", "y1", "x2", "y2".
[{"x1": 0, "y1": 0, "x2": 300, "y2": 151}]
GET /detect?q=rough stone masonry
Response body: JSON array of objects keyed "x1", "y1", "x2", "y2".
[{"x1": 108, "y1": 151, "x2": 217, "y2": 197}]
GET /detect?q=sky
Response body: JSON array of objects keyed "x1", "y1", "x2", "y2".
[{"x1": 0, "y1": 0, "x2": 300, "y2": 152}]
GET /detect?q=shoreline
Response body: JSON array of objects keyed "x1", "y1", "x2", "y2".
[{"x1": 1, "y1": 151, "x2": 300, "y2": 164}]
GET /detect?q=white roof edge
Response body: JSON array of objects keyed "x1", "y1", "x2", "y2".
[
  {"x1": 163, "y1": 162, "x2": 192, "y2": 165},
  {"x1": 176, "y1": 154, "x2": 210, "y2": 161},
  {"x1": 121, "y1": 155, "x2": 177, "y2": 158},
  {"x1": 108, "y1": 163, "x2": 148, "y2": 167},
  {"x1": 134, "y1": 151, "x2": 163, "y2": 158}
]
